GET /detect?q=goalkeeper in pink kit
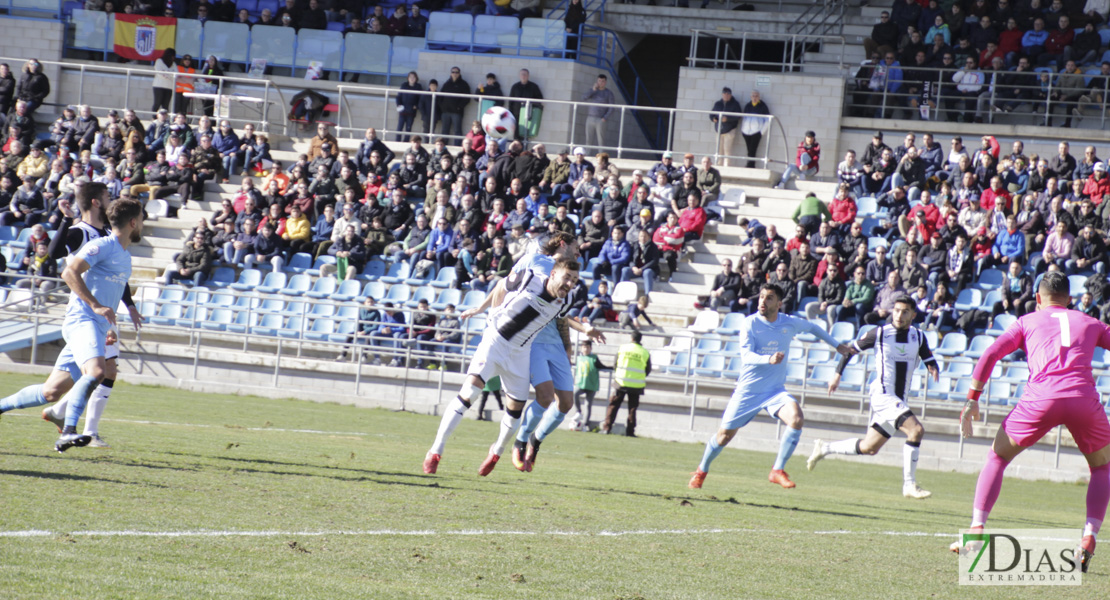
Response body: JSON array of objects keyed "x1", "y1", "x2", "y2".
[{"x1": 953, "y1": 272, "x2": 1110, "y2": 572}]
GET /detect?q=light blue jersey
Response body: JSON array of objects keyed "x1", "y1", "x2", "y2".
[
  {"x1": 65, "y1": 234, "x2": 132, "y2": 329},
  {"x1": 733, "y1": 313, "x2": 839, "y2": 398},
  {"x1": 513, "y1": 252, "x2": 573, "y2": 391}
]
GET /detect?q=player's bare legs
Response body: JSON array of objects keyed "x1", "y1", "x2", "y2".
[
  {"x1": 769, "y1": 401, "x2": 804, "y2": 488},
  {"x1": 426, "y1": 374, "x2": 486, "y2": 474}
]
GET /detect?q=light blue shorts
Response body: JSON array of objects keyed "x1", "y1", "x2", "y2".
[
  {"x1": 54, "y1": 317, "x2": 107, "y2": 377},
  {"x1": 529, "y1": 342, "x2": 574, "y2": 392},
  {"x1": 720, "y1": 389, "x2": 797, "y2": 430}
]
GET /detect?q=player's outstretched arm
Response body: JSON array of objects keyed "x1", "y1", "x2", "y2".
[
  {"x1": 62, "y1": 257, "x2": 116, "y2": 326},
  {"x1": 802, "y1": 316, "x2": 856, "y2": 355},
  {"x1": 566, "y1": 317, "x2": 606, "y2": 344},
  {"x1": 460, "y1": 279, "x2": 506, "y2": 320}
]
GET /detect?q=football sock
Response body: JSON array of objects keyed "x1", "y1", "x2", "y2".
[
  {"x1": 430, "y1": 396, "x2": 470, "y2": 456},
  {"x1": 63, "y1": 375, "x2": 99, "y2": 429},
  {"x1": 515, "y1": 401, "x2": 546, "y2": 443},
  {"x1": 82, "y1": 379, "x2": 113, "y2": 436},
  {"x1": 826, "y1": 439, "x2": 861, "y2": 455},
  {"x1": 698, "y1": 436, "x2": 723, "y2": 473},
  {"x1": 972, "y1": 450, "x2": 1010, "y2": 527},
  {"x1": 773, "y1": 427, "x2": 802, "y2": 471},
  {"x1": 1085, "y1": 463, "x2": 1109, "y2": 538},
  {"x1": 534, "y1": 409, "x2": 566, "y2": 442},
  {"x1": 0, "y1": 385, "x2": 48, "y2": 413},
  {"x1": 46, "y1": 396, "x2": 67, "y2": 418},
  {"x1": 491, "y1": 407, "x2": 522, "y2": 457},
  {"x1": 903, "y1": 441, "x2": 921, "y2": 484}
]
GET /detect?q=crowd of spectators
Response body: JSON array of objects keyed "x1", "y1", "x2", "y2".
[{"x1": 856, "y1": 0, "x2": 1110, "y2": 126}]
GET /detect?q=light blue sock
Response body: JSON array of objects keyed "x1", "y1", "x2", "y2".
[
  {"x1": 63, "y1": 375, "x2": 99, "y2": 429},
  {"x1": 534, "y1": 409, "x2": 566, "y2": 442},
  {"x1": 774, "y1": 427, "x2": 803, "y2": 471},
  {"x1": 698, "y1": 436, "x2": 723, "y2": 473},
  {"x1": 516, "y1": 401, "x2": 546, "y2": 443},
  {"x1": 0, "y1": 385, "x2": 48, "y2": 412}
]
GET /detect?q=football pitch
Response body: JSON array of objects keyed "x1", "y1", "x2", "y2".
[{"x1": 0, "y1": 373, "x2": 1105, "y2": 599}]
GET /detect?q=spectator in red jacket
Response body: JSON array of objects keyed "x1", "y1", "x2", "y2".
[
  {"x1": 829, "y1": 184, "x2": 858, "y2": 235},
  {"x1": 678, "y1": 194, "x2": 707, "y2": 242},
  {"x1": 652, "y1": 211, "x2": 685, "y2": 277},
  {"x1": 1038, "y1": 15, "x2": 1074, "y2": 67},
  {"x1": 1083, "y1": 162, "x2": 1110, "y2": 202},
  {"x1": 980, "y1": 176, "x2": 1012, "y2": 213},
  {"x1": 775, "y1": 131, "x2": 820, "y2": 189}
]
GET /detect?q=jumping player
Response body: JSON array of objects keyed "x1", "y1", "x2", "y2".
[
  {"x1": 0, "y1": 198, "x2": 143, "y2": 452},
  {"x1": 689, "y1": 284, "x2": 856, "y2": 490},
  {"x1": 808, "y1": 296, "x2": 938, "y2": 499},
  {"x1": 40, "y1": 182, "x2": 144, "y2": 448},
  {"x1": 951, "y1": 272, "x2": 1110, "y2": 573},
  {"x1": 423, "y1": 258, "x2": 605, "y2": 474}
]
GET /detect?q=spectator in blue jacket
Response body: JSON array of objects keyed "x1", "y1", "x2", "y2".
[
  {"x1": 593, "y1": 226, "x2": 631, "y2": 282},
  {"x1": 990, "y1": 213, "x2": 1025, "y2": 269},
  {"x1": 375, "y1": 303, "x2": 410, "y2": 366},
  {"x1": 425, "y1": 216, "x2": 457, "y2": 272},
  {"x1": 212, "y1": 120, "x2": 240, "y2": 183},
  {"x1": 1021, "y1": 18, "x2": 1048, "y2": 61},
  {"x1": 868, "y1": 52, "x2": 903, "y2": 118},
  {"x1": 245, "y1": 222, "x2": 286, "y2": 272},
  {"x1": 311, "y1": 203, "x2": 336, "y2": 258}
]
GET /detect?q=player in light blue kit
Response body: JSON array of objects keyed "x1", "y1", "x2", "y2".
[
  {"x1": 0, "y1": 198, "x2": 143, "y2": 452},
  {"x1": 471, "y1": 231, "x2": 579, "y2": 476},
  {"x1": 689, "y1": 283, "x2": 855, "y2": 490}
]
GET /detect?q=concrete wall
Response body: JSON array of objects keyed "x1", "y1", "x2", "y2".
[
  {"x1": 0, "y1": 17, "x2": 64, "y2": 114},
  {"x1": 675, "y1": 66, "x2": 844, "y2": 170}
]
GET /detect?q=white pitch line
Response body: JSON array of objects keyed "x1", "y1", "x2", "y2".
[
  {"x1": 4, "y1": 413, "x2": 376, "y2": 437},
  {"x1": 0, "y1": 528, "x2": 955, "y2": 539}
]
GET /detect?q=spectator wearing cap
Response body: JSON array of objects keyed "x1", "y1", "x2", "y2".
[
  {"x1": 1083, "y1": 161, "x2": 1110, "y2": 200},
  {"x1": 709, "y1": 87, "x2": 742, "y2": 167},
  {"x1": 582, "y1": 74, "x2": 615, "y2": 151},
  {"x1": 627, "y1": 206, "x2": 655, "y2": 240},
  {"x1": 775, "y1": 131, "x2": 819, "y2": 189},
  {"x1": 649, "y1": 151, "x2": 678, "y2": 182},
  {"x1": 554, "y1": 146, "x2": 593, "y2": 197}
]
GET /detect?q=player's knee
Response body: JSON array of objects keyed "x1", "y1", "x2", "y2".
[
  {"x1": 786, "y1": 413, "x2": 804, "y2": 429},
  {"x1": 906, "y1": 424, "x2": 924, "y2": 443},
  {"x1": 459, "y1": 381, "x2": 482, "y2": 404},
  {"x1": 716, "y1": 429, "x2": 735, "y2": 446},
  {"x1": 556, "y1": 391, "x2": 574, "y2": 413},
  {"x1": 858, "y1": 442, "x2": 881, "y2": 455},
  {"x1": 104, "y1": 359, "x2": 118, "y2": 380}
]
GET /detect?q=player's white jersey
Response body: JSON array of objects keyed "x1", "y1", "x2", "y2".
[
  {"x1": 838, "y1": 324, "x2": 937, "y2": 400},
  {"x1": 486, "y1": 269, "x2": 571, "y2": 348}
]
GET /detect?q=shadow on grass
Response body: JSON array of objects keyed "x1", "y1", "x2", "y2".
[{"x1": 0, "y1": 469, "x2": 169, "y2": 488}]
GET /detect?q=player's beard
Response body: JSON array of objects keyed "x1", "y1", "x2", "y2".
[
  {"x1": 98, "y1": 206, "x2": 109, "y2": 226},
  {"x1": 130, "y1": 228, "x2": 142, "y2": 243}
]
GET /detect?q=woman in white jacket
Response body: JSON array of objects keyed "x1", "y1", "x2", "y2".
[{"x1": 152, "y1": 48, "x2": 176, "y2": 113}]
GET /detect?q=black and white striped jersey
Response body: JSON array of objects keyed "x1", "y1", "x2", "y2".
[
  {"x1": 836, "y1": 324, "x2": 937, "y2": 399},
  {"x1": 486, "y1": 269, "x2": 571, "y2": 348},
  {"x1": 70, "y1": 222, "x2": 108, "y2": 253}
]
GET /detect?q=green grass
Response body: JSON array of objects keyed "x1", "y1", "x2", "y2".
[{"x1": 0, "y1": 373, "x2": 1105, "y2": 599}]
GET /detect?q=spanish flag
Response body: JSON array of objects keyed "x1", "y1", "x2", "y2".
[{"x1": 114, "y1": 15, "x2": 176, "y2": 61}]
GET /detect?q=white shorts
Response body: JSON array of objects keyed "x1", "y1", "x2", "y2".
[
  {"x1": 869, "y1": 393, "x2": 915, "y2": 437},
  {"x1": 466, "y1": 336, "x2": 531, "y2": 402}
]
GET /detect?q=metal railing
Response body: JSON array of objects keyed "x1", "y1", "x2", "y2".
[
  {"x1": 787, "y1": 0, "x2": 845, "y2": 37},
  {"x1": 846, "y1": 63, "x2": 1110, "y2": 129},
  {"x1": 4, "y1": 56, "x2": 288, "y2": 131},
  {"x1": 688, "y1": 29, "x2": 848, "y2": 74},
  {"x1": 333, "y1": 82, "x2": 780, "y2": 166}
]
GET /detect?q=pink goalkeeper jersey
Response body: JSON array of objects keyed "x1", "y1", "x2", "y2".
[{"x1": 972, "y1": 306, "x2": 1110, "y2": 402}]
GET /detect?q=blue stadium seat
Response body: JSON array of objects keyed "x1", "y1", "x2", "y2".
[
  {"x1": 256, "y1": 296, "x2": 286, "y2": 313},
  {"x1": 207, "y1": 267, "x2": 236, "y2": 289},
  {"x1": 840, "y1": 367, "x2": 866, "y2": 391},
  {"x1": 965, "y1": 334, "x2": 995, "y2": 359},
  {"x1": 1068, "y1": 275, "x2": 1088, "y2": 296},
  {"x1": 987, "y1": 313, "x2": 1016, "y2": 336},
  {"x1": 183, "y1": 289, "x2": 211, "y2": 307},
  {"x1": 279, "y1": 274, "x2": 312, "y2": 296},
  {"x1": 785, "y1": 363, "x2": 806, "y2": 385},
  {"x1": 580, "y1": 257, "x2": 603, "y2": 281},
  {"x1": 150, "y1": 303, "x2": 183, "y2": 326},
  {"x1": 723, "y1": 356, "x2": 743, "y2": 379},
  {"x1": 1094, "y1": 347, "x2": 1108, "y2": 369},
  {"x1": 383, "y1": 284, "x2": 411, "y2": 304},
  {"x1": 284, "y1": 252, "x2": 314, "y2": 274},
  {"x1": 304, "y1": 318, "x2": 336, "y2": 341},
  {"x1": 331, "y1": 279, "x2": 362, "y2": 302},
  {"x1": 925, "y1": 375, "x2": 951, "y2": 401},
  {"x1": 155, "y1": 285, "x2": 187, "y2": 305},
  {"x1": 723, "y1": 340, "x2": 742, "y2": 356},
  {"x1": 981, "y1": 290, "x2": 1002, "y2": 310},
  {"x1": 664, "y1": 351, "x2": 695, "y2": 375},
  {"x1": 977, "y1": 269, "x2": 1004, "y2": 290},
  {"x1": 695, "y1": 333, "x2": 722, "y2": 354},
  {"x1": 459, "y1": 290, "x2": 486, "y2": 310},
  {"x1": 715, "y1": 312, "x2": 745, "y2": 336},
  {"x1": 942, "y1": 360, "x2": 973, "y2": 379},
  {"x1": 233, "y1": 292, "x2": 263, "y2": 311},
  {"x1": 934, "y1": 333, "x2": 967, "y2": 356},
  {"x1": 1097, "y1": 375, "x2": 1110, "y2": 394},
  {"x1": 326, "y1": 21, "x2": 346, "y2": 32},
  {"x1": 359, "y1": 281, "x2": 387, "y2": 301},
  {"x1": 380, "y1": 262, "x2": 411, "y2": 284},
  {"x1": 200, "y1": 308, "x2": 234, "y2": 331},
  {"x1": 306, "y1": 256, "x2": 337, "y2": 277},
  {"x1": 277, "y1": 316, "x2": 305, "y2": 339},
  {"x1": 256, "y1": 0, "x2": 278, "y2": 15},
  {"x1": 228, "y1": 311, "x2": 258, "y2": 334},
  {"x1": 999, "y1": 365, "x2": 1029, "y2": 383},
  {"x1": 430, "y1": 288, "x2": 461, "y2": 311},
  {"x1": 305, "y1": 276, "x2": 338, "y2": 299},
  {"x1": 856, "y1": 197, "x2": 878, "y2": 217},
  {"x1": 281, "y1": 301, "x2": 306, "y2": 318},
  {"x1": 465, "y1": 315, "x2": 487, "y2": 334},
  {"x1": 947, "y1": 378, "x2": 972, "y2": 402},
  {"x1": 953, "y1": 289, "x2": 982, "y2": 312},
  {"x1": 328, "y1": 320, "x2": 358, "y2": 344},
  {"x1": 807, "y1": 365, "x2": 837, "y2": 388},
  {"x1": 694, "y1": 354, "x2": 726, "y2": 378},
  {"x1": 356, "y1": 258, "x2": 387, "y2": 282},
  {"x1": 430, "y1": 267, "x2": 457, "y2": 289},
  {"x1": 308, "y1": 302, "x2": 336, "y2": 318},
  {"x1": 206, "y1": 292, "x2": 235, "y2": 308},
  {"x1": 336, "y1": 303, "x2": 360, "y2": 320},
  {"x1": 404, "y1": 269, "x2": 434, "y2": 287},
  {"x1": 256, "y1": 272, "x2": 288, "y2": 294},
  {"x1": 236, "y1": 0, "x2": 258, "y2": 12},
  {"x1": 830, "y1": 321, "x2": 856, "y2": 343},
  {"x1": 0, "y1": 226, "x2": 17, "y2": 245}
]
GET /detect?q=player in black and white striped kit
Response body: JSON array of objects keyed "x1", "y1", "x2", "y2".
[
  {"x1": 423, "y1": 258, "x2": 605, "y2": 474},
  {"x1": 40, "y1": 182, "x2": 143, "y2": 448},
  {"x1": 807, "y1": 296, "x2": 940, "y2": 499}
]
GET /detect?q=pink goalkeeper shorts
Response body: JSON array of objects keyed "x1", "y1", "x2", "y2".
[{"x1": 1003, "y1": 396, "x2": 1110, "y2": 455}]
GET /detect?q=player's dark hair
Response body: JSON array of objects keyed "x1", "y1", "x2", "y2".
[
  {"x1": 893, "y1": 296, "x2": 916, "y2": 310},
  {"x1": 75, "y1": 181, "x2": 108, "y2": 213},
  {"x1": 631, "y1": 331, "x2": 642, "y2": 344},
  {"x1": 759, "y1": 283, "x2": 784, "y2": 300},
  {"x1": 1039, "y1": 271, "x2": 1070, "y2": 297},
  {"x1": 554, "y1": 258, "x2": 580, "y2": 273},
  {"x1": 106, "y1": 198, "x2": 143, "y2": 229},
  {"x1": 541, "y1": 231, "x2": 576, "y2": 256}
]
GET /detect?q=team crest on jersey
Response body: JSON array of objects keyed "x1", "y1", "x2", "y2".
[{"x1": 86, "y1": 245, "x2": 99, "y2": 256}]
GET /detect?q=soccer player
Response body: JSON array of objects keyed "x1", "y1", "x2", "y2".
[
  {"x1": 40, "y1": 182, "x2": 144, "y2": 448},
  {"x1": 478, "y1": 231, "x2": 579, "y2": 476},
  {"x1": 689, "y1": 284, "x2": 855, "y2": 490},
  {"x1": 0, "y1": 198, "x2": 143, "y2": 452},
  {"x1": 808, "y1": 296, "x2": 939, "y2": 499},
  {"x1": 423, "y1": 258, "x2": 605, "y2": 474},
  {"x1": 951, "y1": 271, "x2": 1110, "y2": 573}
]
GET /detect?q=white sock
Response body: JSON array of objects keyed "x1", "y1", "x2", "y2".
[
  {"x1": 972, "y1": 510, "x2": 989, "y2": 528},
  {"x1": 1084, "y1": 523, "x2": 1100, "y2": 539},
  {"x1": 491, "y1": 413, "x2": 521, "y2": 457},
  {"x1": 904, "y1": 443, "x2": 920, "y2": 484},
  {"x1": 47, "y1": 397, "x2": 67, "y2": 418},
  {"x1": 827, "y1": 439, "x2": 860, "y2": 455},
  {"x1": 82, "y1": 384, "x2": 111, "y2": 436},
  {"x1": 430, "y1": 397, "x2": 469, "y2": 456}
]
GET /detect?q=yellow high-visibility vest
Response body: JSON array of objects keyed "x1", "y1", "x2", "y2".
[{"x1": 615, "y1": 342, "x2": 649, "y2": 389}]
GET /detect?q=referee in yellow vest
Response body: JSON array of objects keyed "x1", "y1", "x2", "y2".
[{"x1": 601, "y1": 330, "x2": 652, "y2": 437}]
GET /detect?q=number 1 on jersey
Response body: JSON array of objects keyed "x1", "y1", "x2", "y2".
[{"x1": 1053, "y1": 312, "x2": 1071, "y2": 347}]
